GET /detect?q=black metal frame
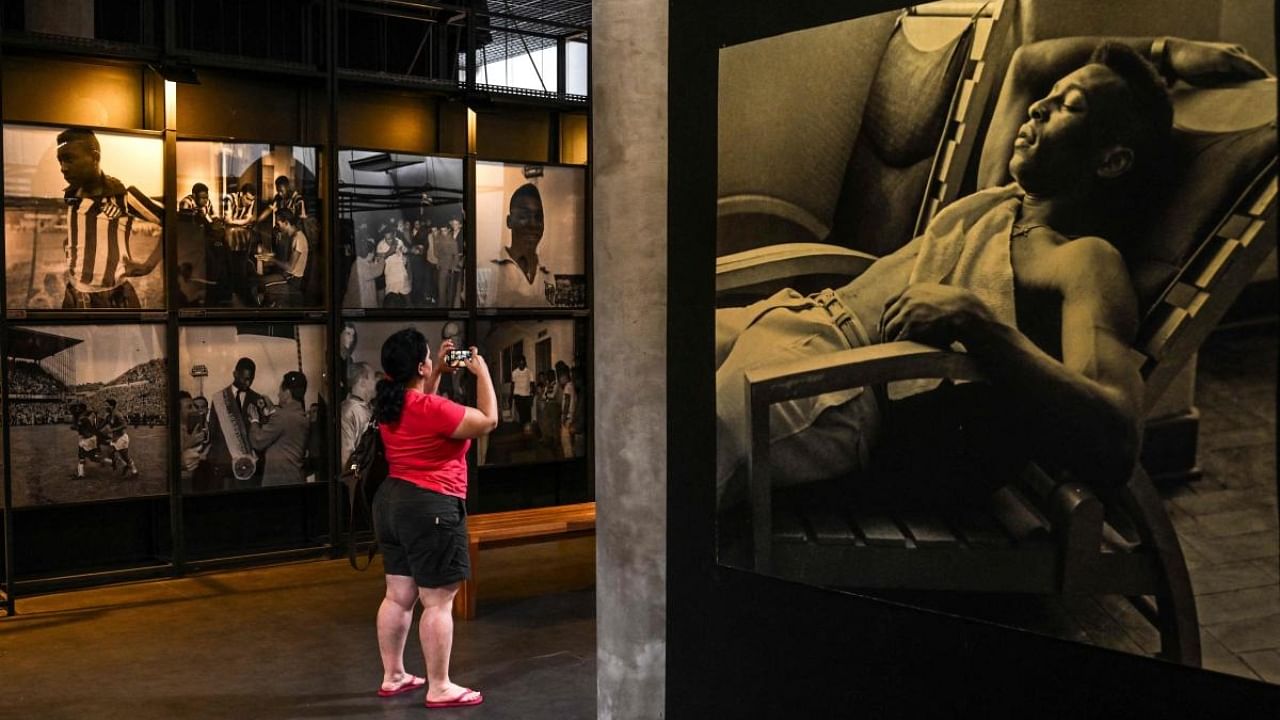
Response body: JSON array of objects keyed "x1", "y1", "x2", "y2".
[{"x1": 0, "y1": 0, "x2": 591, "y2": 612}]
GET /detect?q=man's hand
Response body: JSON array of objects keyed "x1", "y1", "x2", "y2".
[
  {"x1": 121, "y1": 257, "x2": 156, "y2": 278},
  {"x1": 880, "y1": 283, "x2": 995, "y2": 348},
  {"x1": 1167, "y1": 38, "x2": 1270, "y2": 86}
]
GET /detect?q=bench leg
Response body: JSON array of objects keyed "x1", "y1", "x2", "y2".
[{"x1": 453, "y1": 538, "x2": 481, "y2": 621}]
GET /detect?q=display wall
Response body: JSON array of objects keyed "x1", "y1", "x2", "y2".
[
  {"x1": 667, "y1": 0, "x2": 1280, "y2": 715},
  {"x1": 0, "y1": 46, "x2": 592, "y2": 604}
]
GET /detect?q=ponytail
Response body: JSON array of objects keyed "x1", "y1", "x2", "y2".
[{"x1": 372, "y1": 328, "x2": 430, "y2": 424}]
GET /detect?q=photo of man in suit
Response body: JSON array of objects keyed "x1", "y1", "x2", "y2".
[{"x1": 192, "y1": 356, "x2": 265, "y2": 491}]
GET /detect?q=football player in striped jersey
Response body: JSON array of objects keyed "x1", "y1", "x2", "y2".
[{"x1": 56, "y1": 128, "x2": 164, "y2": 309}]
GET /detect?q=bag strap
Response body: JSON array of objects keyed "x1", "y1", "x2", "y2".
[{"x1": 347, "y1": 421, "x2": 380, "y2": 571}]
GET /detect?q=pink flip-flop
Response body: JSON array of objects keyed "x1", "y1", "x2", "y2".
[
  {"x1": 425, "y1": 688, "x2": 484, "y2": 708},
  {"x1": 377, "y1": 674, "x2": 426, "y2": 697}
]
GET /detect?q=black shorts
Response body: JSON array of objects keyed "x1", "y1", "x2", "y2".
[{"x1": 372, "y1": 478, "x2": 470, "y2": 588}]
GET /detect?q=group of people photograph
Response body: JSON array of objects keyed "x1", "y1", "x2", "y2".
[{"x1": 178, "y1": 325, "x2": 329, "y2": 492}]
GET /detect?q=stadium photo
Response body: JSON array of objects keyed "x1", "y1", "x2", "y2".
[{"x1": 6, "y1": 324, "x2": 168, "y2": 506}]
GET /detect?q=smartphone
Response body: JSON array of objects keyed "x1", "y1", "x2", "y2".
[{"x1": 446, "y1": 348, "x2": 473, "y2": 368}]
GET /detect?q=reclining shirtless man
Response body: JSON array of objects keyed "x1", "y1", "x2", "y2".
[{"x1": 716, "y1": 37, "x2": 1268, "y2": 506}]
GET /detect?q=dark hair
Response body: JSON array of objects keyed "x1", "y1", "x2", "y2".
[
  {"x1": 509, "y1": 183, "x2": 542, "y2": 208},
  {"x1": 282, "y1": 371, "x2": 307, "y2": 402},
  {"x1": 275, "y1": 175, "x2": 290, "y2": 188},
  {"x1": 239, "y1": 182, "x2": 257, "y2": 196},
  {"x1": 1088, "y1": 43, "x2": 1173, "y2": 178},
  {"x1": 373, "y1": 328, "x2": 430, "y2": 424},
  {"x1": 192, "y1": 182, "x2": 209, "y2": 195},
  {"x1": 178, "y1": 390, "x2": 192, "y2": 401},
  {"x1": 194, "y1": 395, "x2": 208, "y2": 405},
  {"x1": 276, "y1": 208, "x2": 298, "y2": 227},
  {"x1": 56, "y1": 127, "x2": 99, "y2": 152},
  {"x1": 235, "y1": 357, "x2": 256, "y2": 374}
]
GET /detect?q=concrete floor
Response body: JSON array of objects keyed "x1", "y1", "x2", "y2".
[{"x1": 0, "y1": 537, "x2": 597, "y2": 720}]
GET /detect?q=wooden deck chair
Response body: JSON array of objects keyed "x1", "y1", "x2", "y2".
[
  {"x1": 718, "y1": 2, "x2": 1010, "y2": 258},
  {"x1": 721, "y1": 61, "x2": 1276, "y2": 666}
]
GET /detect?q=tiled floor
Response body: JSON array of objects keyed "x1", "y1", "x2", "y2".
[{"x1": 0, "y1": 537, "x2": 598, "y2": 720}]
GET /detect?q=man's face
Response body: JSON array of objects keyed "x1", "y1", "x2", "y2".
[
  {"x1": 196, "y1": 191, "x2": 210, "y2": 206},
  {"x1": 449, "y1": 218, "x2": 462, "y2": 232},
  {"x1": 1009, "y1": 64, "x2": 1134, "y2": 195},
  {"x1": 57, "y1": 141, "x2": 99, "y2": 188},
  {"x1": 355, "y1": 372, "x2": 375, "y2": 399},
  {"x1": 242, "y1": 190, "x2": 256, "y2": 202},
  {"x1": 277, "y1": 180, "x2": 291, "y2": 195},
  {"x1": 517, "y1": 359, "x2": 527, "y2": 370},
  {"x1": 233, "y1": 366, "x2": 255, "y2": 391},
  {"x1": 506, "y1": 194, "x2": 544, "y2": 246},
  {"x1": 195, "y1": 398, "x2": 209, "y2": 416}
]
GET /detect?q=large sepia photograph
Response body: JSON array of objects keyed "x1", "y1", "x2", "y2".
[
  {"x1": 475, "y1": 162, "x2": 587, "y2": 309},
  {"x1": 475, "y1": 318, "x2": 587, "y2": 466},
  {"x1": 178, "y1": 323, "x2": 328, "y2": 492},
  {"x1": 337, "y1": 319, "x2": 470, "y2": 469},
  {"x1": 4, "y1": 124, "x2": 165, "y2": 310},
  {"x1": 338, "y1": 151, "x2": 466, "y2": 310},
  {"x1": 715, "y1": 0, "x2": 1277, "y2": 681},
  {"x1": 5, "y1": 323, "x2": 167, "y2": 506},
  {"x1": 174, "y1": 141, "x2": 322, "y2": 309}
]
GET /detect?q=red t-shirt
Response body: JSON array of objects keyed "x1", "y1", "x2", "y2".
[{"x1": 380, "y1": 390, "x2": 471, "y2": 499}]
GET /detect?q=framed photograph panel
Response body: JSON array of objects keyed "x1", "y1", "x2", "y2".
[
  {"x1": 178, "y1": 323, "x2": 328, "y2": 492},
  {"x1": 475, "y1": 318, "x2": 587, "y2": 465},
  {"x1": 4, "y1": 124, "x2": 165, "y2": 310},
  {"x1": 475, "y1": 162, "x2": 586, "y2": 309},
  {"x1": 709, "y1": 0, "x2": 1279, "y2": 681},
  {"x1": 5, "y1": 323, "x2": 167, "y2": 506},
  {"x1": 337, "y1": 319, "x2": 470, "y2": 466},
  {"x1": 338, "y1": 151, "x2": 466, "y2": 310},
  {"x1": 174, "y1": 141, "x2": 322, "y2": 309}
]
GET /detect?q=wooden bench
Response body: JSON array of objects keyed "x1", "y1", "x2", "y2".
[{"x1": 453, "y1": 501, "x2": 596, "y2": 620}]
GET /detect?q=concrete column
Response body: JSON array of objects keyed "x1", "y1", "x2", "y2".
[{"x1": 592, "y1": 0, "x2": 668, "y2": 718}]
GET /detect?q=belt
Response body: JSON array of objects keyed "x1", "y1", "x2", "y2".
[{"x1": 811, "y1": 288, "x2": 867, "y2": 350}]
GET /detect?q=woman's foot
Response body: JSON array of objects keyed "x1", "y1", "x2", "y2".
[
  {"x1": 425, "y1": 684, "x2": 484, "y2": 708},
  {"x1": 377, "y1": 673, "x2": 426, "y2": 697}
]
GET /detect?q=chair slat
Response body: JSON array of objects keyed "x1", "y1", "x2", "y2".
[
  {"x1": 954, "y1": 509, "x2": 1011, "y2": 548},
  {"x1": 850, "y1": 511, "x2": 909, "y2": 547},
  {"x1": 898, "y1": 512, "x2": 959, "y2": 548},
  {"x1": 773, "y1": 507, "x2": 809, "y2": 544},
  {"x1": 988, "y1": 486, "x2": 1049, "y2": 542},
  {"x1": 804, "y1": 507, "x2": 858, "y2": 545}
]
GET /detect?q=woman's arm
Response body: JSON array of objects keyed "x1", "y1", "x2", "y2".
[{"x1": 450, "y1": 348, "x2": 500, "y2": 439}]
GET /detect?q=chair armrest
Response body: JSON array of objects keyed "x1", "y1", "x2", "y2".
[
  {"x1": 717, "y1": 242, "x2": 878, "y2": 296},
  {"x1": 743, "y1": 341, "x2": 986, "y2": 571}
]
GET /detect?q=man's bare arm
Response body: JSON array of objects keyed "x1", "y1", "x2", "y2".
[
  {"x1": 964, "y1": 238, "x2": 1142, "y2": 485},
  {"x1": 981, "y1": 36, "x2": 1269, "y2": 187}
]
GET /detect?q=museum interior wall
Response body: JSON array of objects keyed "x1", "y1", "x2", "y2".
[{"x1": 0, "y1": 0, "x2": 593, "y2": 606}]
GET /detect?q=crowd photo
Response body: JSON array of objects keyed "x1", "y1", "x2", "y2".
[
  {"x1": 178, "y1": 324, "x2": 329, "y2": 492},
  {"x1": 474, "y1": 162, "x2": 586, "y2": 308},
  {"x1": 475, "y1": 319, "x2": 587, "y2": 466},
  {"x1": 339, "y1": 151, "x2": 467, "y2": 310},
  {"x1": 174, "y1": 141, "x2": 322, "y2": 308},
  {"x1": 5, "y1": 324, "x2": 168, "y2": 506},
  {"x1": 337, "y1": 320, "x2": 469, "y2": 470},
  {"x1": 4, "y1": 124, "x2": 165, "y2": 309}
]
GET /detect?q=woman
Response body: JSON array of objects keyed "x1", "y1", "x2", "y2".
[{"x1": 371, "y1": 328, "x2": 497, "y2": 708}]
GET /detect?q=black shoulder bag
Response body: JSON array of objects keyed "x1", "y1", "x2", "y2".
[{"x1": 339, "y1": 420, "x2": 389, "y2": 570}]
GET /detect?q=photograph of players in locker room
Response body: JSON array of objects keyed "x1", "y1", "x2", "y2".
[
  {"x1": 3, "y1": 125, "x2": 165, "y2": 310},
  {"x1": 5, "y1": 324, "x2": 167, "y2": 506},
  {"x1": 337, "y1": 320, "x2": 469, "y2": 468},
  {"x1": 174, "y1": 141, "x2": 322, "y2": 308},
  {"x1": 337, "y1": 151, "x2": 466, "y2": 309},
  {"x1": 475, "y1": 162, "x2": 586, "y2": 309},
  {"x1": 178, "y1": 324, "x2": 328, "y2": 492},
  {"x1": 713, "y1": 0, "x2": 1277, "y2": 678},
  {"x1": 474, "y1": 319, "x2": 587, "y2": 466}
]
